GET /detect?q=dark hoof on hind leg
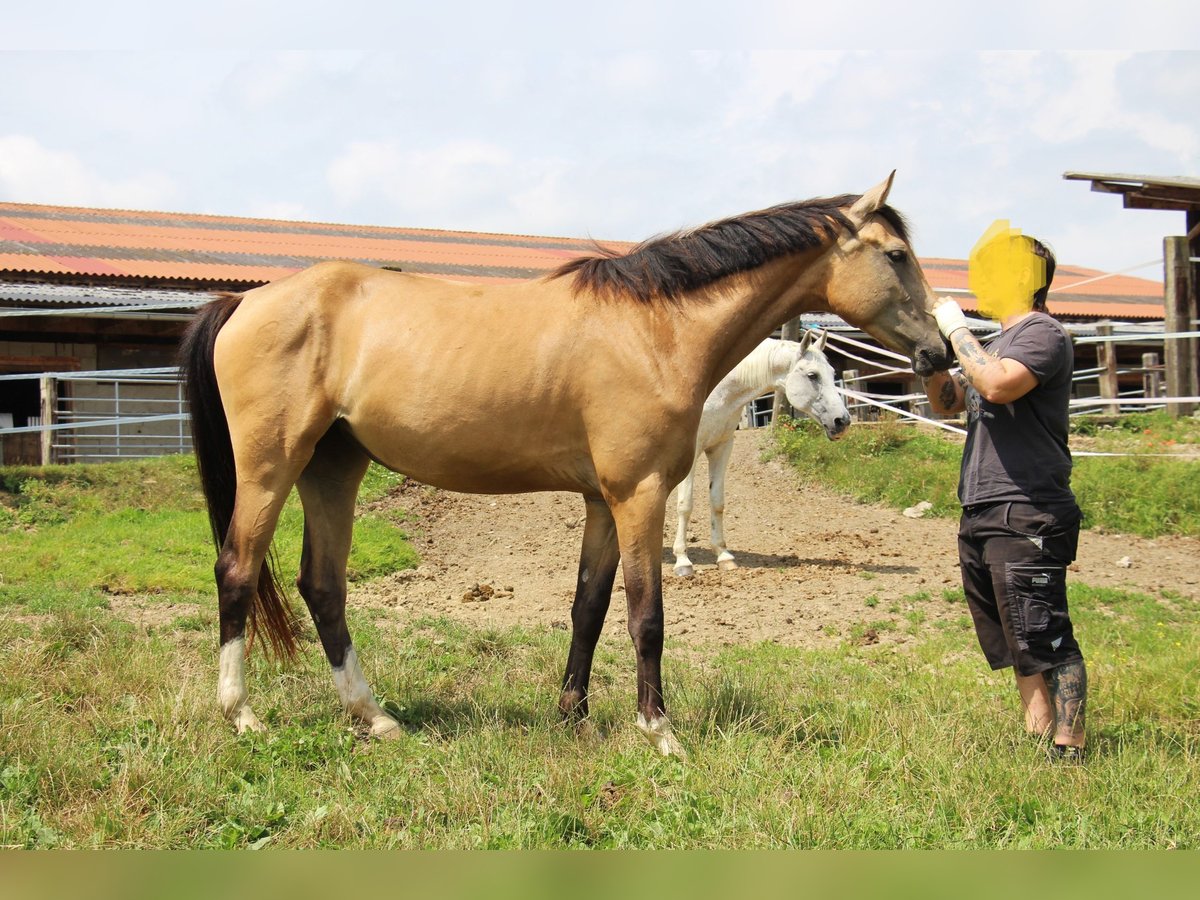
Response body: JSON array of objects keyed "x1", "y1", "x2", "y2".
[{"x1": 574, "y1": 719, "x2": 604, "y2": 744}]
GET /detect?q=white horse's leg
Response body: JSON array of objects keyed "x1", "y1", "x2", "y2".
[
  {"x1": 672, "y1": 459, "x2": 700, "y2": 577},
  {"x1": 707, "y1": 438, "x2": 738, "y2": 570},
  {"x1": 219, "y1": 636, "x2": 265, "y2": 734}
]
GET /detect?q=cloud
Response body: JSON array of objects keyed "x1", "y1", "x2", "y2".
[
  {"x1": 327, "y1": 139, "x2": 536, "y2": 230},
  {"x1": 0, "y1": 135, "x2": 177, "y2": 209}
]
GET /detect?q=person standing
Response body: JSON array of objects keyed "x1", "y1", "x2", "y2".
[{"x1": 923, "y1": 236, "x2": 1087, "y2": 760}]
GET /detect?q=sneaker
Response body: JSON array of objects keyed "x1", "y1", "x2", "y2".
[{"x1": 1048, "y1": 743, "x2": 1086, "y2": 763}]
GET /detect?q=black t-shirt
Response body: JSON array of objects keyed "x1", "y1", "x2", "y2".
[{"x1": 959, "y1": 313, "x2": 1076, "y2": 507}]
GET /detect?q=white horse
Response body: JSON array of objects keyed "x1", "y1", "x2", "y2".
[{"x1": 672, "y1": 331, "x2": 849, "y2": 577}]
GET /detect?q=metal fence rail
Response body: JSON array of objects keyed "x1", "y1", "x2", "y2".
[{"x1": 0, "y1": 367, "x2": 190, "y2": 464}]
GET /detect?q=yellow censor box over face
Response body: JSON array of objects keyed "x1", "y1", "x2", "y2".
[{"x1": 968, "y1": 220, "x2": 1046, "y2": 321}]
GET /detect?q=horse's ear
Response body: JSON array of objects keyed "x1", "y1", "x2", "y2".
[
  {"x1": 848, "y1": 171, "x2": 896, "y2": 222},
  {"x1": 814, "y1": 329, "x2": 828, "y2": 353},
  {"x1": 797, "y1": 329, "x2": 812, "y2": 353}
]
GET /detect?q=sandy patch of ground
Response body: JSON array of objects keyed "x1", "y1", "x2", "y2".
[{"x1": 347, "y1": 430, "x2": 1200, "y2": 650}]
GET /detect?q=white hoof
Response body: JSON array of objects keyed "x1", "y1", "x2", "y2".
[
  {"x1": 233, "y1": 707, "x2": 266, "y2": 735},
  {"x1": 717, "y1": 559, "x2": 739, "y2": 571},
  {"x1": 636, "y1": 713, "x2": 688, "y2": 759},
  {"x1": 674, "y1": 563, "x2": 694, "y2": 578},
  {"x1": 369, "y1": 714, "x2": 403, "y2": 740}
]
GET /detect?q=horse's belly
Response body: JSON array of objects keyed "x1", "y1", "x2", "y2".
[{"x1": 343, "y1": 418, "x2": 598, "y2": 495}]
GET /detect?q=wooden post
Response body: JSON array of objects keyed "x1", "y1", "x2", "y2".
[
  {"x1": 39, "y1": 375, "x2": 57, "y2": 466},
  {"x1": 1142, "y1": 352, "x2": 1162, "y2": 401},
  {"x1": 842, "y1": 368, "x2": 861, "y2": 421},
  {"x1": 1095, "y1": 321, "x2": 1119, "y2": 416},
  {"x1": 1164, "y1": 236, "x2": 1197, "y2": 417},
  {"x1": 771, "y1": 317, "x2": 802, "y2": 425}
]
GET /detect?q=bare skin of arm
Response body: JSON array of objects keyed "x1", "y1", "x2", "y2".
[{"x1": 923, "y1": 304, "x2": 1039, "y2": 413}]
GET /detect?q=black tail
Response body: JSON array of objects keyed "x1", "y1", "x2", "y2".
[{"x1": 179, "y1": 295, "x2": 299, "y2": 661}]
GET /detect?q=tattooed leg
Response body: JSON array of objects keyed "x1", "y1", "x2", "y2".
[{"x1": 1045, "y1": 661, "x2": 1087, "y2": 748}]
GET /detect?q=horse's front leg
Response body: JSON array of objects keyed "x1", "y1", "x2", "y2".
[
  {"x1": 671, "y1": 459, "x2": 700, "y2": 577},
  {"x1": 611, "y1": 479, "x2": 687, "y2": 758},
  {"x1": 706, "y1": 438, "x2": 738, "y2": 571},
  {"x1": 559, "y1": 496, "x2": 621, "y2": 725}
]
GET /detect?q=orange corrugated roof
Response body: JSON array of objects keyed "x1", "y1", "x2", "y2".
[{"x1": 0, "y1": 201, "x2": 1167, "y2": 318}]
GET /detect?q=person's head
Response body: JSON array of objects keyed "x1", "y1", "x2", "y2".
[{"x1": 1027, "y1": 236, "x2": 1056, "y2": 312}]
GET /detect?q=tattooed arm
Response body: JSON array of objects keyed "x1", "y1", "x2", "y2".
[
  {"x1": 933, "y1": 298, "x2": 1039, "y2": 405},
  {"x1": 922, "y1": 370, "x2": 968, "y2": 416}
]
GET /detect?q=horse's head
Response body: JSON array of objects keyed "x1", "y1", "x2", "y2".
[
  {"x1": 781, "y1": 329, "x2": 851, "y2": 440},
  {"x1": 819, "y1": 173, "x2": 952, "y2": 377}
]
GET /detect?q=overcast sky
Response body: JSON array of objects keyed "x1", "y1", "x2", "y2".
[{"x1": 2, "y1": 3, "x2": 1197, "y2": 276}]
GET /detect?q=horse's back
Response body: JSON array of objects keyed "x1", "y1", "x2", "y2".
[{"x1": 212, "y1": 261, "x2": 621, "y2": 494}]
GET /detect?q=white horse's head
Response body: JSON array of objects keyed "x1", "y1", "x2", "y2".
[{"x1": 781, "y1": 330, "x2": 850, "y2": 439}]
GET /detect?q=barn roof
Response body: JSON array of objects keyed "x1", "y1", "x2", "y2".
[{"x1": 0, "y1": 200, "x2": 1167, "y2": 321}]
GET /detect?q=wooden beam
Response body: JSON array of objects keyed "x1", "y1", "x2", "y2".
[
  {"x1": 1131, "y1": 185, "x2": 1200, "y2": 204},
  {"x1": 1124, "y1": 196, "x2": 1194, "y2": 212},
  {"x1": 39, "y1": 375, "x2": 57, "y2": 465},
  {"x1": 1164, "y1": 236, "x2": 1198, "y2": 417},
  {"x1": 772, "y1": 318, "x2": 802, "y2": 423},
  {"x1": 1090, "y1": 181, "x2": 1133, "y2": 195},
  {"x1": 1095, "y1": 322, "x2": 1119, "y2": 415}
]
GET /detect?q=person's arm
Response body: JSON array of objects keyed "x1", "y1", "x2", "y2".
[
  {"x1": 933, "y1": 299, "x2": 1039, "y2": 404},
  {"x1": 922, "y1": 368, "x2": 968, "y2": 415}
]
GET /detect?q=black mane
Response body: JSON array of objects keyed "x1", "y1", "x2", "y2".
[{"x1": 551, "y1": 194, "x2": 912, "y2": 303}]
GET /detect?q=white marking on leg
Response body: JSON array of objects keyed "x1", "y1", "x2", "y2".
[
  {"x1": 332, "y1": 646, "x2": 402, "y2": 739},
  {"x1": 636, "y1": 712, "x2": 688, "y2": 758},
  {"x1": 581, "y1": 568, "x2": 590, "y2": 584},
  {"x1": 219, "y1": 637, "x2": 264, "y2": 734}
]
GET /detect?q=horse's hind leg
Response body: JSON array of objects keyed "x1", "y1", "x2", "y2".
[
  {"x1": 559, "y1": 496, "x2": 621, "y2": 725},
  {"x1": 217, "y1": 477, "x2": 298, "y2": 735},
  {"x1": 706, "y1": 437, "x2": 738, "y2": 570},
  {"x1": 671, "y1": 460, "x2": 699, "y2": 578},
  {"x1": 295, "y1": 428, "x2": 401, "y2": 739}
]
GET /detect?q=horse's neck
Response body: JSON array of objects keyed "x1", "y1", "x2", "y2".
[
  {"x1": 681, "y1": 248, "x2": 829, "y2": 395},
  {"x1": 718, "y1": 340, "x2": 797, "y2": 406}
]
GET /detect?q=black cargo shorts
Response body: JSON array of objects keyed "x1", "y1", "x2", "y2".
[{"x1": 957, "y1": 500, "x2": 1084, "y2": 676}]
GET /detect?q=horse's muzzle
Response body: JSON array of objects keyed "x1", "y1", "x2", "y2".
[
  {"x1": 826, "y1": 415, "x2": 851, "y2": 440},
  {"x1": 913, "y1": 341, "x2": 954, "y2": 377}
]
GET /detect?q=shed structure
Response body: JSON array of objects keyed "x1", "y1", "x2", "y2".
[{"x1": 1064, "y1": 171, "x2": 1200, "y2": 415}]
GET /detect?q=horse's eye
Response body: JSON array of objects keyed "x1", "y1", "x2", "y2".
[
  {"x1": 886, "y1": 249, "x2": 908, "y2": 264},
  {"x1": 808, "y1": 372, "x2": 820, "y2": 382}
]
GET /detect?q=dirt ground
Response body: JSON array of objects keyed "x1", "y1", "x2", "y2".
[{"x1": 349, "y1": 430, "x2": 1200, "y2": 650}]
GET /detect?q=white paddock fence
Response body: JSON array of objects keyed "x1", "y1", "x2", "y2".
[
  {"x1": 1, "y1": 322, "x2": 1198, "y2": 466},
  {"x1": 753, "y1": 323, "x2": 1200, "y2": 455}
]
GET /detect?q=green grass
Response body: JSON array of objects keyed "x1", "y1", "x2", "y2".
[
  {"x1": 0, "y1": 584, "x2": 1197, "y2": 848},
  {"x1": 0, "y1": 456, "x2": 417, "y2": 600},
  {"x1": 771, "y1": 414, "x2": 1200, "y2": 537},
  {"x1": 2, "y1": 449, "x2": 1199, "y2": 847}
]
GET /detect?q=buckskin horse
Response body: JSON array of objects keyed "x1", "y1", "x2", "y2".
[{"x1": 180, "y1": 172, "x2": 950, "y2": 756}]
